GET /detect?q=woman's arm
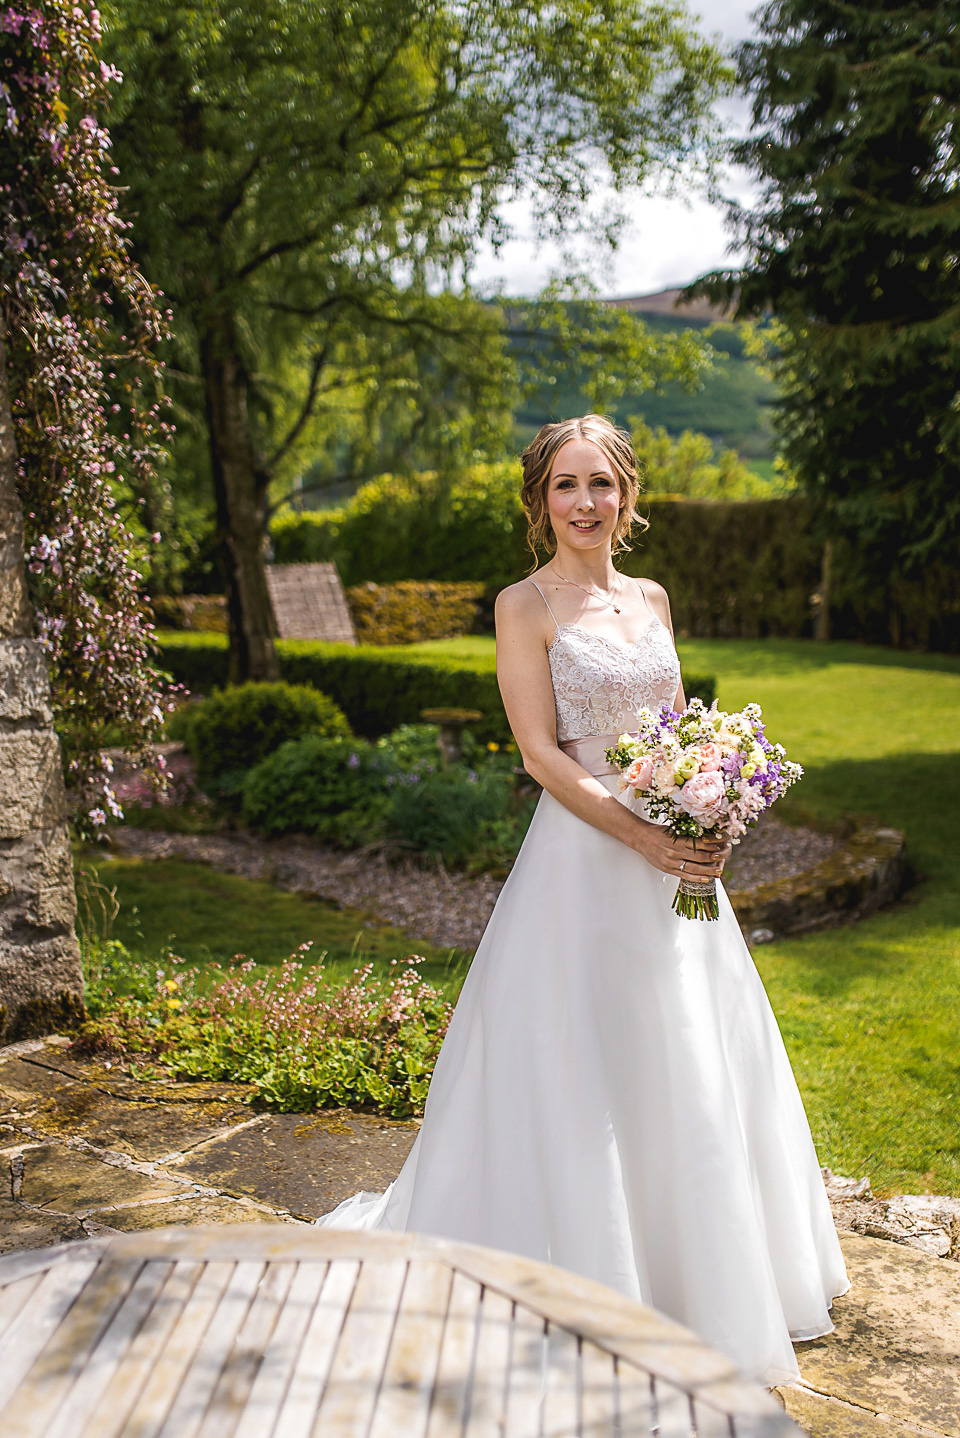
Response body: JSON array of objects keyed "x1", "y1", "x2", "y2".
[{"x1": 494, "y1": 583, "x2": 728, "y2": 879}]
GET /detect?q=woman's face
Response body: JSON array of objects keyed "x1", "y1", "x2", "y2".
[{"x1": 546, "y1": 437, "x2": 622, "y2": 553}]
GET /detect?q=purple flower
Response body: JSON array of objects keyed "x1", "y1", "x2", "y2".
[{"x1": 347, "y1": 753, "x2": 360, "y2": 769}]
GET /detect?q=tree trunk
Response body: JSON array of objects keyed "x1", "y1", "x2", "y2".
[
  {"x1": 0, "y1": 323, "x2": 84, "y2": 1041},
  {"x1": 814, "y1": 538, "x2": 832, "y2": 642},
  {"x1": 200, "y1": 307, "x2": 279, "y2": 684}
]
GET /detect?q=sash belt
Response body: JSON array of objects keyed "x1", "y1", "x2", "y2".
[{"x1": 558, "y1": 732, "x2": 625, "y2": 778}]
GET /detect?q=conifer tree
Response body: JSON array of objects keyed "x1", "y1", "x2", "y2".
[{"x1": 699, "y1": 0, "x2": 960, "y2": 581}]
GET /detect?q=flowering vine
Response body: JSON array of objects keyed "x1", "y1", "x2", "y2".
[{"x1": 1, "y1": 0, "x2": 178, "y2": 835}]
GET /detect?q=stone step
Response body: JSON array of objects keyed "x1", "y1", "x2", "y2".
[
  {"x1": 3, "y1": 1037, "x2": 959, "y2": 1435},
  {"x1": 778, "y1": 1231, "x2": 960, "y2": 1437}
]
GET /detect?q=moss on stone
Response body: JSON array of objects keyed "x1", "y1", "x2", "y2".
[
  {"x1": 730, "y1": 823, "x2": 908, "y2": 942},
  {"x1": 6, "y1": 990, "x2": 86, "y2": 1043}
]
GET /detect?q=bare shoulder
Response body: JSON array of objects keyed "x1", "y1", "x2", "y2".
[
  {"x1": 633, "y1": 575, "x2": 672, "y2": 616},
  {"x1": 494, "y1": 576, "x2": 552, "y2": 645}
]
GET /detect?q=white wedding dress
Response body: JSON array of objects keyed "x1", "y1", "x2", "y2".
[{"x1": 316, "y1": 582, "x2": 850, "y2": 1389}]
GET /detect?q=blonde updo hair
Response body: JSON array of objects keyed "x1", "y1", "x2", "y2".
[{"x1": 519, "y1": 414, "x2": 647, "y2": 569}]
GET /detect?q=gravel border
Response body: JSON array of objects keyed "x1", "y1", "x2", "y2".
[{"x1": 108, "y1": 809, "x2": 839, "y2": 955}]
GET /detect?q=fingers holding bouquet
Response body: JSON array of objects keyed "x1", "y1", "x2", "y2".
[
  {"x1": 605, "y1": 699, "x2": 802, "y2": 921},
  {"x1": 644, "y1": 829, "x2": 732, "y2": 882}
]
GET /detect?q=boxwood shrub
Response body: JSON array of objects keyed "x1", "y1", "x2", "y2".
[
  {"x1": 242, "y1": 735, "x2": 398, "y2": 841},
  {"x1": 179, "y1": 680, "x2": 351, "y2": 796},
  {"x1": 157, "y1": 632, "x2": 717, "y2": 745}
]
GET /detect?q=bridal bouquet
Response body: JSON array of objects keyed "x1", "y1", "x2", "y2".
[{"x1": 605, "y1": 698, "x2": 802, "y2": 921}]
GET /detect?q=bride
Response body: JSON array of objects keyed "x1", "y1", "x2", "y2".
[{"x1": 316, "y1": 413, "x2": 850, "y2": 1390}]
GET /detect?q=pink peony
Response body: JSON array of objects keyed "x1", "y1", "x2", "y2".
[
  {"x1": 677, "y1": 770, "x2": 726, "y2": 826},
  {"x1": 697, "y1": 742, "x2": 723, "y2": 772},
  {"x1": 625, "y1": 755, "x2": 655, "y2": 789}
]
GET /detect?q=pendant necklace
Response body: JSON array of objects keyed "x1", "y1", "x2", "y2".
[{"x1": 552, "y1": 569, "x2": 623, "y2": 614}]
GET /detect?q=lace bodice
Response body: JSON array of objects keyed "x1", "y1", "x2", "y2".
[{"x1": 546, "y1": 620, "x2": 682, "y2": 742}]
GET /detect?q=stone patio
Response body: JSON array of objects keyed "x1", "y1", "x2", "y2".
[{"x1": 2, "y1": 1036, "x2": 958, "y2": 1437}]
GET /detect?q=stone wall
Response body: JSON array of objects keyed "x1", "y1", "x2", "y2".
[{"x1": 0, "y1": 325, "x2": 83, "y2": 1040}]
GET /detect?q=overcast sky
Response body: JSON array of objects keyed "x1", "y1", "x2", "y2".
[{"x1": 471, "y1": 0, "x2": 762, "y2": 299}]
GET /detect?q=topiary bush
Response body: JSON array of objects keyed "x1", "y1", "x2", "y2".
[{"x1": 182, "y1": 682, "x2": 351, "y2": 799}]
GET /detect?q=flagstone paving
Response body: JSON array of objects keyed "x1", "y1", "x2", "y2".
[{"x1": 1, "y1": 1035, "x2": 957, "y2": 1437}]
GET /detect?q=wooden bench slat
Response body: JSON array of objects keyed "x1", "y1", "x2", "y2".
[
  {"x1": 232, "y1": 1262, "x2": 329, "y2": 1438},
  {"x1": 197, "y1": 1261, "x2": 296, "y2": 1438},
  {"x1": 80, "y1": 1261, "x2": 203, "y2": 1438},
  {"x1": 118, "y1": 1260, "x2": 236, "y2": 1438},
  {"x1": 499, "y1": 1299, "x2": 547, "y2": 1436},
  {"x1": 616, "y1": 1361, "x2": 692, "y2": 1435},
  {"x1": 311, "y1": 1256, "x2": 409, "y2": 1436},
  {"x1": 367, "y1": 1258, "x2": 453, "y2": 1438},
  {"x1": 691, "y1": 1391, "x2": 740, "y2": 1437},
  {"x1": 0, "y1": 1269, "x2": 43, "y2": 1346},
  {"x1": 541, "y1": 1319, "x2": 580, "y2": 1433},
  {"x1": 578, "y1": 1336, "x2": 619, "y2": 1431},
  {"x1": 0, "y1": 1256, "x2": 100, "y2": 1416},
  {"x1": 43, "y1": 1261, "x2": 175, "y2": 1438},
  {"x1": 8, "y1": 1257, "x2": 145, "y2": 1437},
  {"x1": 463, "y1": 1286, "x2": 514, "y2": 1436},
  {"x1": 272, "y1": 1258, "x2": 360, "y2": 1438},
  {"x1": 424, "y1": 1268, "x2": 484, "y2": 1438},
  {"x1": 156, "y1": 1260, "x2": 266, "y2": 1438}
]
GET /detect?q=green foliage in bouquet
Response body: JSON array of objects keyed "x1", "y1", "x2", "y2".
[{"x1": 180, "y1": 681, "x2": 351, "y2": 800}]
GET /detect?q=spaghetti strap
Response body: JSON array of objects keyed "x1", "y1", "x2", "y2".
[
  {"x1": 634, "y1": 576, "x2": 657, "y2": 623},
  {"x1": 529, "y1": 579, "x2": 560, "y2": 626}
]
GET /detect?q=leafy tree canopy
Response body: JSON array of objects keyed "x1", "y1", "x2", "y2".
[
  {"x1": 695, "y1": 0, "x2": 960, "y2": 567},
  {"x1": 101, "y1": 0, "x2": 729, "y2": 675}
]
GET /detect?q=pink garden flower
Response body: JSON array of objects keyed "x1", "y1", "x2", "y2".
[
  {"x1": 677, "y1": 770, "x2": 727, "y2": 826},
  {"x1": 625, "y1": 754, "x2": 655, "y2": 789},
  {"x1": 697, "y1": 742, "x2": 723, "y2": 772}
]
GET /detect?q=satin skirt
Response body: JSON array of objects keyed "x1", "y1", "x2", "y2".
[{"x1": 315, "y1": 774, "x2": 850, "y2": 1388}]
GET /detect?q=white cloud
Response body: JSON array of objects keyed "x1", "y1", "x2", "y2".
[{"x1": 472, "y1": 0, "x2": 764, "y2": 298}]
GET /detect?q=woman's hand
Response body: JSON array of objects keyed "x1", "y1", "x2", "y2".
[{"x1": 634, "y1": 821, "x2": 732, "y2": 881}]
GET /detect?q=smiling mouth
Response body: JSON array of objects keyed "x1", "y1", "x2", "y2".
[{"x1": 572, "y1": 519, "x2": 601, "y2": 530}]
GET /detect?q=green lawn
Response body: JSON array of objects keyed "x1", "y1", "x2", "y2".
[
  {"x1": 84, "y1": 634, "x2": 960, "y2": 1196},
  {"x1": 74, "y1": 853, "x2": 470, "y2": 996},
  {"x1": 405, "y1": 633, "x2": 960, "y2": 1198}
]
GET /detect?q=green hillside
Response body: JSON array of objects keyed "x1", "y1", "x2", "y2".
[{"x1": 513, "y1": 309, "x2": 778, "y2": 460}]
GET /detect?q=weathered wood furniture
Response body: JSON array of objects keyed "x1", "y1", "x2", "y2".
[
  {"x1": 0, "y1": 1226, "x2": 801, "y2": 1436},
  {"x1": 265, "y1": 561, "x2": 356, "y2": 644}
]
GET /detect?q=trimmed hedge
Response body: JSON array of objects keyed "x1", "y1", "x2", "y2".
[
  {"x1": 273, "y1": 476, "x2": 960, "y2": 651},
  {"x1": 346, "y1": 580, "x2": 485, "y2": 645},
  {"x1": 156, "y1": 632, "x2": 716, "y2": 746}
]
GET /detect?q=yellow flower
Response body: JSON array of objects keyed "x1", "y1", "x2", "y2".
[
  {"x1": 486, "y1": 741, "x2": 500, "y2": 752},
  {"x1": 166, "y1": 998, "x2": 182, "y2": 1011},
  {"x1": 163, "y1": 979, "x2": 178, "y2": 992}
]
